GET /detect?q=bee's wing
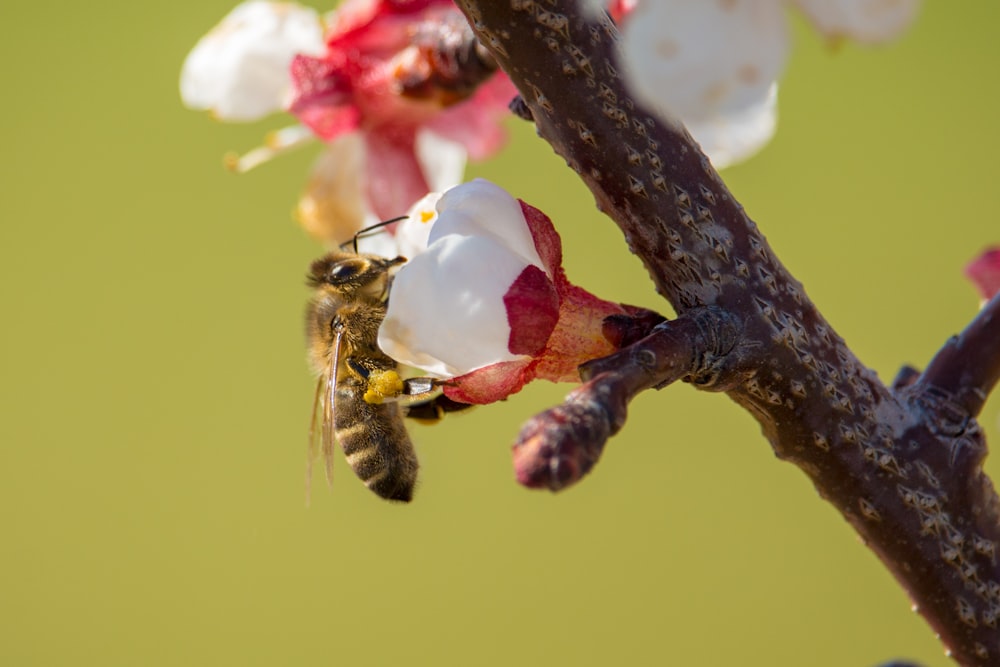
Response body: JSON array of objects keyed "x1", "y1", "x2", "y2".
[
  {"x1": 305, "y1": 374, "x2": 325, "y2": 505},
  {"x1": 306, "y1": 328, "x2": 344, "y2": 501},
  {"x1": 323, "y1": 329, "x2": 343, "y2": 484}
]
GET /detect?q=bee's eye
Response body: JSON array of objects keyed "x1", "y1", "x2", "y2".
[{"x1": 328, "y1": 260, "x2": 364, "y2": 283}]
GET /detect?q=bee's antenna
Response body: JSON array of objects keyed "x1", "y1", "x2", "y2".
[{"x1": 341, "y1": 216, "x2": 408, "y2": 253}]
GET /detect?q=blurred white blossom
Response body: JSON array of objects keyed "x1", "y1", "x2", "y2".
[
  {"x1": 180, "y1": 1, "x2": 325, "y2": 121},
  {"x1": 592, "y1": 0, "x2": 920, "y2": 167}
]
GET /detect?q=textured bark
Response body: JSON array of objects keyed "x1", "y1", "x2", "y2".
[{"x1": 455, "y1": 2, "x2": 1000, "y2": 664}]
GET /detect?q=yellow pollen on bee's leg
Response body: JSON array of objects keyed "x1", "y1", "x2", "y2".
[{"x1": 363, "y1": 370, "x2": 404, "y2": 404}]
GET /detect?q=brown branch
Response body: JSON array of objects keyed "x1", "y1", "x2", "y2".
[
  {"x1": 917, "y1": 293, "x2": 1000, "y2": 419},
  {"x1": 455, "y1": 1, "x2": 1000, "y2": 664}
]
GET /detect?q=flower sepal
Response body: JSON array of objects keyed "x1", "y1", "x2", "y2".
[{"x1": 440, "y1": 276, "x2": 636, "y2": 405}]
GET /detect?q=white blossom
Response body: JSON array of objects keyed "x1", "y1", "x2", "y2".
[
  {"x1": 378, "y1": 180, "x2": 542, "y2": 378},
  {"x1": 376, "y1": 180, "x2": 633, "y2": 405},
  {"x1": 180, "y1": 1, "x2": 324, "y2": 121}
]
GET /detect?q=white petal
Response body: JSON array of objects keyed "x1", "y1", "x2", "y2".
[
  {"x1": 391, "y1": 192, "x2": 443, "y2": 260},
  {"x1": 379, "y1": 233, "x2": 529, "y2": 377},
  {"x1": 620, "y1": 0, "x2": 788, "y2": 153},
  {"x1": 793, "y1": 0, "x2": 920, "y2": 44},
  {"x1": 415, "y1": 130, "x2": 468, "y2": 194},
  {"x1": 180, "y1": 1, "x2": 325, "y2": 121},
  {"x1": 429, "y1": 179, "x2": 545, "y2": 272},
  {"x1": 685, "y1": 83, "x2": 778, "y2": 169}
]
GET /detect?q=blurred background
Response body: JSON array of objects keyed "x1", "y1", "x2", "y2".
[{"x1": 2, "y1": 2, "x2": 998, "y2": 666}]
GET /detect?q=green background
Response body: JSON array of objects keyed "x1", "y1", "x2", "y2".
[{"x1": 2, "y1": 2, "x2": 997, "y2": 666}]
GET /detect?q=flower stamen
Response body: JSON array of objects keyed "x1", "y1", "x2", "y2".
[{"x1": 223, "y1": 124, "x2": 316, "y2": 173}]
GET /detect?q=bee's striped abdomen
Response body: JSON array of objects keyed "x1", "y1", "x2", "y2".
[{"x1": 334, "y1": 383, "x2": 419, "y2": 502}]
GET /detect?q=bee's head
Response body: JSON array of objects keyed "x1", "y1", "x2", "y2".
[{"x1": 307, "y1": 252, "x2": 406, "y2": 300}]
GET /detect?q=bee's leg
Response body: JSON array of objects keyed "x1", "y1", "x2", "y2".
[
  {"x1": 403, "y1": 394, "x2": 475, "y2": 423},
  {"x1": 345, "y1": 358, "x2": 405, "y2": 404},
  {"x1": 400, "y1": 376, "x2": 437, "y2": 396},
  {"x1": 345, "y1": 357, "x2": 371, "y2": 380},
  {"x1": 396, "y1": 376, "x2": 474, "y2": 423}
]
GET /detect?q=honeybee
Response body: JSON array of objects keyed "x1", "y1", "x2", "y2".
[{"x1": 306, "y1": 247, "x2": 424, "y2": 502}]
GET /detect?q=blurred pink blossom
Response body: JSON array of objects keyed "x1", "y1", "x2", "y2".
[
  {"x1": 966, "y1": 247, "x2": 1000, "y2": 302},
  {"x1": 181, "y1": 1, "x2": 515, "y2": 243}
]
